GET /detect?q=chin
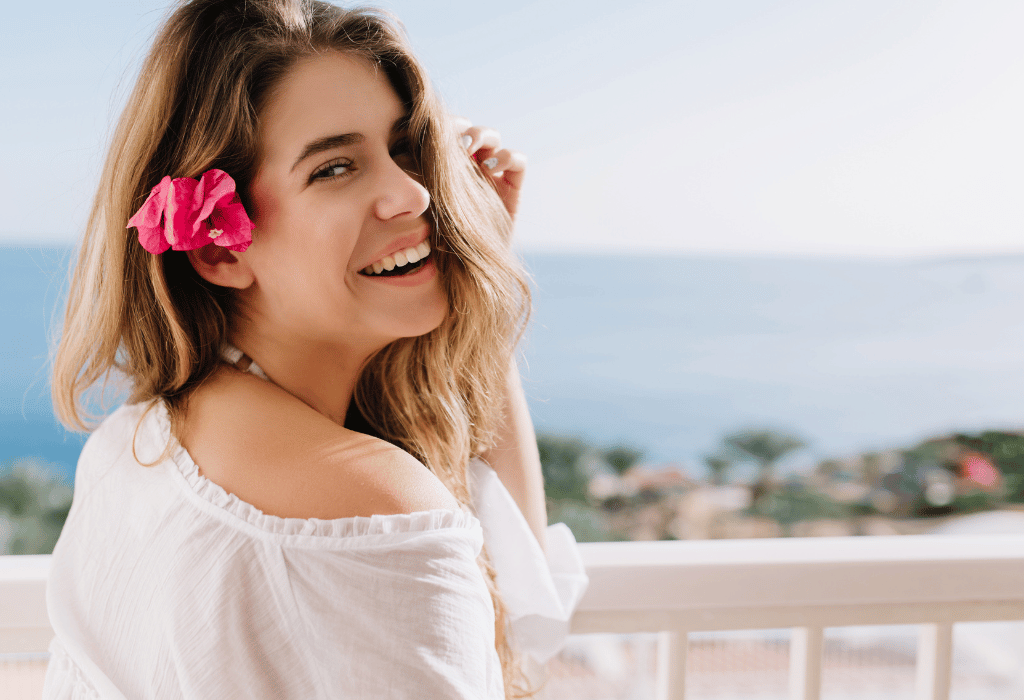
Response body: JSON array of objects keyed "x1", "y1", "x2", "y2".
[
  {"x1": 378, "y1": 298, "x2": 449, "y2": 345},
  {"x1": 408, "y1": 302, "x2": 449, "y2": 339}
]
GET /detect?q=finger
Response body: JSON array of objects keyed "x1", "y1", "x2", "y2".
[
  {"x1": 451, "y1": 117, "x2": 474, "y2": 151},
  {"x1": 499, "y1": 151, "x2": 527, "y2": 190},
  {"x1": 501, "y1": 149, "x2": 527, "y2": 174},
  {"x1": 462, "y1": 125, "x2": 501, "y2": 157},
  {"x1": 479, "y1": 148, "x2": 525, "y2": 178},
  {"x1": 478, "y1": 148, "x2": 511, "y2": 175}
]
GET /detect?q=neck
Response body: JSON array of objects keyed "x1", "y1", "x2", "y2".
[{"x1": 229, "y1": 323, "x2": 376, "y2": 426}]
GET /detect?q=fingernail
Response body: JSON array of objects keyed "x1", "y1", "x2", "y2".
[
  {"x1": 460, "y1": 135, "x2": 472, "y2": 150},
  {"x1": 482, "y1": 157, "x2": 499, "y2": 170}
]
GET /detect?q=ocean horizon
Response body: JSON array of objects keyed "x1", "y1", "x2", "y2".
[{"x1": 6, "y1": 245, "x2": 1024, "y2": 479}]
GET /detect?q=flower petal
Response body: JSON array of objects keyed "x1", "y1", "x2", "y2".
[
  {"x1": 183, "y1": 219, "x2": 214, "y2": 250},
  {"x1": 137, "y1": 225, "x2": 171, "y2": 254},
  {"x1": 127, "y1": 177, "x2": 173, "y2": 254},
  {"x1": 209, "y1": 199, "x2": 255, "y2": 252},
  {"x1": 165, "y1": 177, "x2": 200, "y2": 250},
  {"x1": 194, "y1": 170, "x2": 236, "y2": 230}
]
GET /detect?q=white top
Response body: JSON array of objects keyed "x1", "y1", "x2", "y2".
[{"x1": 43, "y1": 400, "x2": 587, "y2": 699}]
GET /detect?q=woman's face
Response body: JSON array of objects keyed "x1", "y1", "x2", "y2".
[{"x1": 240, "y1": 51, "x2": 448, "y2": 355}]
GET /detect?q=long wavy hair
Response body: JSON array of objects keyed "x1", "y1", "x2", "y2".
[{"x1": 52, "y1": 0, "x2": 532, "y2": 695}]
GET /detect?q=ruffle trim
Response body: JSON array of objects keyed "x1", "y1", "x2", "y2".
[
  {"x1": 46, "y1": 639, "x2": 102, "y2": 700},
  {"x1": 146, "y1": 400, "x2": 479, "y2": 540}
]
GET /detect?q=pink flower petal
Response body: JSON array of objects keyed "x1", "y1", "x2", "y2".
[
  {"x1": 210, "y1": 197, "x2": 255, "y2": 251},
  {"x1": 194, "y1": 170, "x2": 237, "y2": 224},
  {"x1": 136, "y1": 225, "x2": 171, "y2": 254},
  {"x1": 127, "y1": 176, "x2": 172, "y2": 254},
  {"x1": 165, "y1": 177, "x2": 200, "y2": 250}
]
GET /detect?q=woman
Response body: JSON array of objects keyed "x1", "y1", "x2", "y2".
[{"x1": 46, "y1": 0, "x2": 586, "y2": 698}]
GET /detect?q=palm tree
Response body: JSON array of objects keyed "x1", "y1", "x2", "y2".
[
  {"x1": 702, "y1": 454, "x2": 733, "y2": 486},
  {"x1": 722, "y1": 429, "x2": 806, "y2": 505},
  {"x1": 602, "y1": 445, "x2": 644, "y2": 476}
]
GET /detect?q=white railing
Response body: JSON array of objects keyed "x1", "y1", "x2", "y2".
[
  {"x1": 573, "y1": 534, "x2": 1024, "y2": 700},
  {"x1": 4, "y1": 534, "x2": 1024, "y2": 699},
  {"x1": 0, "y1": 554, "x2": 51, "y2": 657}
]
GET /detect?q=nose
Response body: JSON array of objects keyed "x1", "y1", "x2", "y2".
[{"x1": 373, "y1": 158, "x2": 430, "y2": 222}]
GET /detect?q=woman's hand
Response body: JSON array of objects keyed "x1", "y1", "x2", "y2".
[{"x1": 454, "y1": 117, "x2": 526, "y2": 219}]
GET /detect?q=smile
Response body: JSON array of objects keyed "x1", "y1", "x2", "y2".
[{"x1": 359, "y1": 241, "x2": 431, "y2": 277}]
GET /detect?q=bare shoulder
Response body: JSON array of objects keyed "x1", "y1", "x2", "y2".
[{"x1": 177, "y1": 366, "x2": 460, "y2": 520}]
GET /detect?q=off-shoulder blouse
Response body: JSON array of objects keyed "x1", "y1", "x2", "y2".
[{"x1": 42, "y1": 399, "x2": 587, "y2": 699}]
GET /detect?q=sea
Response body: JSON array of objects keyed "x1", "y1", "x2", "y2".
[{"x1": 7, "y1": 245, "x2": 1024, "y2": 480}]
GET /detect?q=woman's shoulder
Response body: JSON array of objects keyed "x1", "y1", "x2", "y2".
[{"x1": 177, "y1": 366, "x2": 461, "y2": 521}]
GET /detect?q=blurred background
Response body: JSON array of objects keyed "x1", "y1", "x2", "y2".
[
  {"x1": 3, "y1": 1, "x2": 1024, "y2": 696},
  {"x1": 4, "y1": 0, "x2": 1024, "y2": 546}
]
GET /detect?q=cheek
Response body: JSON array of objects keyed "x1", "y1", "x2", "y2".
[{"x1": 247, "y1": 174, "x2": 279, "y2": 229}]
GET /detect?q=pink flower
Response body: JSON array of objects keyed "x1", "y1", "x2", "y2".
[
  {"x1": 962, "y1": 454, "x2": 1000, "y2": 487},
  {"x1": 127, "y1": 169, "x2": 254, "y2": 254}
]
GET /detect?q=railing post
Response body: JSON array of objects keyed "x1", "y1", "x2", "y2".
[
  {"x1": 655, "y1": 630, "x2": 687, "y2": 700},
  {"x1": 789, "y1": 626, "x2": 824, "y2": 700},
  {"x1": 916, "y1": 622, "x2": 953, "y2": 700}
]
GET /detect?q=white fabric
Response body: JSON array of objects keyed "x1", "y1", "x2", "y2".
[
  {"x1": 43, "y1": 398, "x2": 587, "y2": 699},
  {"x1": 468, "y1": 459, "x2": 588, "y2": 664}
]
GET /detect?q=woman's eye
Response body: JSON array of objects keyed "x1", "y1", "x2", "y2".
[
  {"x1": 390, "y1": 140, "x2": 418, "y2": 172},
  {"x1": 311, "y1": 159, "x2": 354, "y2": 182}
]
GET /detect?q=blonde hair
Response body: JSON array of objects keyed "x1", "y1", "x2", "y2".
[{"x1": 52, "y1": 0, "x2": 532, "y2": 695}]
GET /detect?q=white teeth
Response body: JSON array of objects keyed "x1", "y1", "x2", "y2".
[{"x1": 363, "y1": 241, "x2": 431, "y2": 275}]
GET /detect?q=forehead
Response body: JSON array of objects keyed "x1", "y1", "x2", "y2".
[{"x1": 257, "y1": 51, "x2": 404, "y2": 167}]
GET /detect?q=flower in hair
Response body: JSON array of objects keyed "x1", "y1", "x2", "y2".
[{"x1": 127, "y1": 169, "x2": 254, "y2": 254}]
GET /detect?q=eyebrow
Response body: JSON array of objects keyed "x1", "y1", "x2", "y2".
[
  {"x1": 290, "y1": 133, "x2": 363, "y2": 173},
  {"x1": 290, "y1": 116, "x2": 411, "y2": 173}
]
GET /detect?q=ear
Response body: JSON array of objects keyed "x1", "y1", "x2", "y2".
[{"x1": 186, "y1": 244, "x2": 255, "y2": 290}]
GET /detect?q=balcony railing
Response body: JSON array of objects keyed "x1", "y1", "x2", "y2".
[{"x1": 4, "y1": 534, "x2": 1024, "y2": 699}]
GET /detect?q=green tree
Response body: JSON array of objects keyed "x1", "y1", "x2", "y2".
[
  {"x1": 536, "y1": 434, "x2": 589, "y2": 502},
  {"x1": 723, "y1": 428, "x2": 806, "y2": 504},
  {"x1": 601, "y1": 445, "x2": 644, "y2": 476},
  {"x1": 752, "y1": 480, "x2": 849, "y2": 536},
  {"x1": 703, "y1": 454, "x2": 733, "y2": 486},
  {"x1": 954, "y1": 431, "x2": 1024, "y2": 503},
  {"x1": 0, "y1": 459, "x2": 73, "y2": 555}
]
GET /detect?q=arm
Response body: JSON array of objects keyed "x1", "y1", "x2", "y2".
[
  {"x1": 480, "y1": 360, "x2": 548, "y2": 551},
  {"x1": 456, "y1": 119, "x2": 547, "y2": 548}
]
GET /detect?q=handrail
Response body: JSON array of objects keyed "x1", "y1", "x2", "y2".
[
  {"x1": 571, "y1": 535, "x2": 1024, "y2": 700},
  {"x1": 572, "y1": 534, "x2": 1024, "y2": 633},
  {"x1": 0, "y1": 554, "x2": 51, "y2": 655},
  {"x1": 4, "y1": 535, "x2": 1024, "y2": 699}
]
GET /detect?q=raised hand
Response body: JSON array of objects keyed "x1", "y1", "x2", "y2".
[{"x1": 454, "y1": 117, "x2": 527, "y2": 219}]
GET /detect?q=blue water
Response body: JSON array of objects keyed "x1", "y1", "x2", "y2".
[
  {"x1": 522, "y1": 253, "x2": 1024, "y2": 468},
  {"x1": 1, "y1": 247, "x2": 86, "y2": 476},
  {"x1": 6, "y1": 246, "x2": 1024, "y2": 477}
]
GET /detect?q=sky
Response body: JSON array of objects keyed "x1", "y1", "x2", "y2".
[{"x1": 2, "y1": 0, "x2": 1022, "y2": 255}]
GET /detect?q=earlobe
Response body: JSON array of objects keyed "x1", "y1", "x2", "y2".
[{"x1": 187, "y1": 244, "x2": 256, "y2": 290}]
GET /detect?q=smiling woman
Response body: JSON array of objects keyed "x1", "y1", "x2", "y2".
[
  {"x1": 184, "y1": 51, "x2": 451, "y2": 426},
  {"x1": 45, "y1": 0, "x2": 586, "y2": 698}
]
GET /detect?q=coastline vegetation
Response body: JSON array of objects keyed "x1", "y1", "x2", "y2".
[
  {"x1": 0, "y1": 458, "x2": 73, "y2": 555},
  {"x1": 3, "y1": 427, "x2": 1024, "y2": 553},
  {"x1": 540, "y1": 427, "x2": 1024, "y2": 542}
]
